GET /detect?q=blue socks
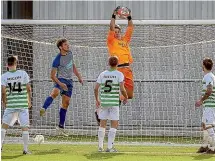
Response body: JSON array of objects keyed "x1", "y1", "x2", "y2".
[
  {"x1": 43, "y1": 96, "x2": 54, "y2": 110},
  {"x1": 59, "y1": 108, "x2": 67, "y2": 128}
]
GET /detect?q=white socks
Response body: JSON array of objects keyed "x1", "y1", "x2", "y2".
[
  {"x1": 108, "y1": 128, "x2": 117, "y2": 149},
  {"x1": 22, "y1": 131, "x2": 29, "y2": 151},
  {"x1": 1, "y1": 129, "x2": 6, "y2": 148},
  {"x1": 98, "y1": 127, "x2": 105, "y2": 149}
]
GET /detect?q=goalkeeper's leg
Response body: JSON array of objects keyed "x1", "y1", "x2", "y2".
[
  {"x1": 117, "y1": 67, "x2": 134, "y2": 99},
  {"x1": 40, "y1": 88, "x2": 60, "y2": 116}
]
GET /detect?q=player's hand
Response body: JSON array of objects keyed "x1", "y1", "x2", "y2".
[
  {"x1": 113, "y1": 6, "x2": 120, "y2": 15},
  {"x1": 78, "y1": 78, "x2": 84, "y2": 86},
  {"x1": 96, "y1": 100, "x2": 101, "y2": 108},
  {"x1": 60, "y1": 83, "x2": 68, "y2": 91},
  {"x1": 195, "y1": 100, "x2": 203, "y2": 108},
  {"x1": 28, "y1": 102, "x2": 32, "y2": 109},
  {"x1": 122, "y1": 98, "x2": 128, "y2": 105}
]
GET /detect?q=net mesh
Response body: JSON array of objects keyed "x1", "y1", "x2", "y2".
[{"x1": 1, "y1": 23, "x2": 215, "y2": 144}]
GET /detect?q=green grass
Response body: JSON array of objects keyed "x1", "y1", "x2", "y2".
[
  {"x1": 45, "y1": 135, "x2": 202, "y2": 144},
  {"x1": 2, "y1": 144, "x2": 215, "y2": 161}
]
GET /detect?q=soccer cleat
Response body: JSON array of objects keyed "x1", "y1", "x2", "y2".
[
  {"x1": 56, "y1": 126, "x2": 69, "y2": 137},
  {"x1": 205, "y1": 149, "x2": 215, "y2": 154},
  {"x1": 23, "y1": 150, "x2": 31, "y2": 155},
  {"x1": 40, "y1": 108, "x2": 46, "y2": 117},
  {"x1": 106, "y1": 147, "x2": 118, "y2": 152},
  {"x1": 196, "y1": 146, "x2": 209, "y2": 153},
  {"x1": 98, "y1": 147, "x2": 103, "y2": 152}
]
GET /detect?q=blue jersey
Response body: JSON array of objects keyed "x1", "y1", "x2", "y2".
[{"x1": 52, "y1": 51, "x2": 74, "y2": 79}]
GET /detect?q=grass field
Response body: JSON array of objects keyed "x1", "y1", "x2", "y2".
[{"x1": 2, "y1": 144, "x2": 215, "y2": 161}]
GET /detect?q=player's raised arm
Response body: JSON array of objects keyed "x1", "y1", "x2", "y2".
[
  {"x1": 124, "y1": 10, "x2": 134, "y2": 43},
  {"x1": 110, "y1": 7, "x2": 118, "y2": 31},
  {"x1": 73, "y1": 64, "x2": 83, "y2": 85}
]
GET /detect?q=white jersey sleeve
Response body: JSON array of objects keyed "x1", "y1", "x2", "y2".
[
  {"x1": 1, "y1": 74, "x2": 7, "y2": 86},
  {"x1": 22, "y1": 71, "x2": 30, "y2": 84},
  {"x1": 96, "y1": 72, "x2": 103, "y2": 84},
  {"x1": 118, "y1": 72, "x2": 124, "y2": 83},
  {"x1": 204, "y1": 74, "x2": 214, "y2": 87}
]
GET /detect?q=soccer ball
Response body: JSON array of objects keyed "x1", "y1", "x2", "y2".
[
  {"x1": 33, "y1": 135, "x2": 44, "y2": 144},
  {"x1": 116, "y1": 6, "x2": 131, "y2": 19}
]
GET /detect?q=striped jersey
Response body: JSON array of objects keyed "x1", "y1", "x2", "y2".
[
  {"x1": 1, "y1": 70, "x2": 30, "y2": 109},
  {"x1": 202, "y1": 72, "x2": 215, "y2": 107},
  {"x1": 96, "y1": 69, "x2": 124, "y2": 107}
]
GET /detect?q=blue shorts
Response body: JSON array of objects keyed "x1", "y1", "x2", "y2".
[{"x1": 54, "y1": 78, "x2": 73, "y2": 98}]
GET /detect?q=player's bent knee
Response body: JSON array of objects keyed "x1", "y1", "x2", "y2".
[
  {"x1": 22, "y1": 127, "x2": 29, "y2": 131},
  {"x1": 111, "y1": 120, "x2": 119, "y2": 128},
  {"x1": 100, "y1": 120, "x2": 107, "y2": 128},
  {"x1": 50, "y1": 89, "x2": 60, "y2": 98}
]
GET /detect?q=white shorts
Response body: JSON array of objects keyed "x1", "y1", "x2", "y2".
[
  {"x1": 98, "y1": 106, "x2": 119, "y2": 120},
  {"x1": 2, "y1": 108, "x2": 29, "y2": 127},
  {"x1": 202, "y1": 107, "x2": 215, "y2": 125}
]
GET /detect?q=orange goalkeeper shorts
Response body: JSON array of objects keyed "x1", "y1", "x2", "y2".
[{"x1": 117, "y1": 67, "x2": 134, "y2": 90}]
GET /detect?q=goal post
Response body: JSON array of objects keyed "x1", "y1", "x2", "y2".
[{"x1": 1, "y1": 19, "x2": 215, "y2": 144}]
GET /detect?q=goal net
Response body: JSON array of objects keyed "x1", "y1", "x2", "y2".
[{"x1": 1, "y1": 20, "x2": 215, "y2": 145}]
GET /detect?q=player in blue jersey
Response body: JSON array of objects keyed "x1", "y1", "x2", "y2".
[{"x1": 40, "y1": 38, "x2": 83, "y2": 136}]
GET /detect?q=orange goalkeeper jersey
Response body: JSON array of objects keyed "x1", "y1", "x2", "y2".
[{"x1": 107, "y1": 26, "x2": 134, "y2": 65}]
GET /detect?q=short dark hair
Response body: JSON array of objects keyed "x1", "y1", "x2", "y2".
[
  {"x1": 7, "y1": 56, "x2": 17, "y2": 66},
  {"x1": 56, "y1": 38, "x2": 67, "y2": 50},
  {"x1": 109, "y1": 56, "x2": 118, "y2": 67},
  {"x1": 203, "y1": 57, "x2": 213, "y2": 70}
]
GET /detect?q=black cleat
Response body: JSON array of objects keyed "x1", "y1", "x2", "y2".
[
  {"x1": 23, "y1": 150, "x2": 31, "y2": 155},
  {"x1": 197, "y1": 146, "x2": 209, "y2": 153}
]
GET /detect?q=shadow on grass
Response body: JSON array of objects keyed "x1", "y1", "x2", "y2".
[
  {"x1": 2, "y1": 154, "x2": 23, "y2": 160},
  {"x1": 34, "y1": 148, "x2": 61, "y2": 155},
  {"x1": 84, "y1": 152, "x2": 123, "y2": 160},
  {"x1": 193, "y1": 154, "x2": 215, "y2": 160}
]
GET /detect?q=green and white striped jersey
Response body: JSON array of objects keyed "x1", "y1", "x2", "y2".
[
  {"x1": 202, "y1": 72, "x2": 215, "y2": 108},
  {"x1": 1, "y1": 70, "x2": 30, "y2": 109},
  {"x1": 96, "y1": 69, "x2": 124, "y2": 107}
]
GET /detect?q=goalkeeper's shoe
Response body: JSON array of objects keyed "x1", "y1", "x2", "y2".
[
  {"x1": 56, "y1": 126, "x2": 69, "y2": 137},
  {"x1": 106, "y1": 147, "x2": 118, "y2": 153},
  {"x1": 40, "y1": 108, "x2": 46, "y2": 117},
  {"x1": 196, "y1": 146, "x2": 209, "y2": 153},
  {"x1": 98, "y1": 147, "x2": 103, "y2": 152},
  {"x1": 23, "y1": 150, "x2": 31, "y2": 155}
]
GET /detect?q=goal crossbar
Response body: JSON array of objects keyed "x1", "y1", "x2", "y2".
[{"x1": 2, "y1": 19, "x2": 215, "y2": 25}]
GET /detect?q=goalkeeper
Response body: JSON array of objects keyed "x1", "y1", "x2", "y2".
[
  {"x1": 107, "y1": 6, "x2": 134, "y2": 101},
  {"x1": 40, "y1": 38, "x2": 83, "y2": 136}
]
